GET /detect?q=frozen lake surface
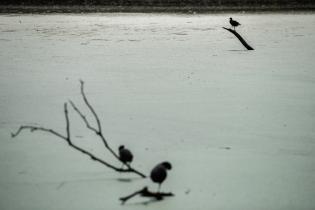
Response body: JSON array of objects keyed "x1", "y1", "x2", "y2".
[{"x1": 0, "y1": 13, "x2": 315, "y2": 210}]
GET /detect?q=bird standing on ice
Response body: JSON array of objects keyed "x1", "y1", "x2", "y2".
[
  {"x1": 150, "y1": 161, "x2": 172, "y2": 192},
  {"x1": 118, "y1": 145, "x2": 133, "y2": 168},
  {"x1": 229, "y1": 17, "x2": 241, "y2": 30}
]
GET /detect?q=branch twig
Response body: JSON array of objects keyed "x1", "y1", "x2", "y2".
[
  {"x1": 119, "y1": 187, "x2": 174, "y2": 204},
  {"x1": 79, "y1": 80, "x2": 102, "y2": 134},
  {"x1": 64, "y1": 103, "x2": 70, "y2": 142},
  {"x1": 11, "y1": 126, "x2": 67, "y2": 140}
]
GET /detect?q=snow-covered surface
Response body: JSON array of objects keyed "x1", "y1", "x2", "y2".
[{"x1": 0, "y1": 13, "x2": 315, "y2": 210}]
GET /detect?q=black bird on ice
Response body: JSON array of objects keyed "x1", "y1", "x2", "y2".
[
  {"x1": 229, "y1": 17, "x2": 241, "y2": 30},
  {"x1": 150, "y1": 161, "x2": 172, "y2": 192},
  {"x1": 118, "y1": 145, "x2": 133, "y2": 167}
]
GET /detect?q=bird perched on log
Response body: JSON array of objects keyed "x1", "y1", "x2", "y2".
[
  {"x1": 118, "y1": 145, "x2": 133, "y2": 167},
  {"x1": 229, "y1": 17, "x2": 241, "y2": 30},
  {"x1": 150, "y1": 161, "x2": 172, "y2": 192}
]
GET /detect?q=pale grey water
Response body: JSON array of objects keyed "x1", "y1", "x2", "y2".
[{"x1": 0, "y1": 13, "x2": 315, "y2": 210}]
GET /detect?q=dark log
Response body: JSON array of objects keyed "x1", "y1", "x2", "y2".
[
  {"x1": 119, "y1": 187, "x2": 174, "y2": 204},
  {"x1": 223, "y1": 27, "x2": 254, "y2": 50}
]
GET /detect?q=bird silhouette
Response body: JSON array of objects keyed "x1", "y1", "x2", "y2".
[
  {"x1": 118, "y1": 145, "x2": 133, "y2": 168},
  {"x1": 229, "y1": 17, "x2": 241, "y2": 30},
  {"x1": 150, "y1": 161, "x2": 172, "y2": 192}
]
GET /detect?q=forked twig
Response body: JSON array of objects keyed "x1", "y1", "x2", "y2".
[
  {"x1": 69, "y1": 100, "x2": 98, "y2": 134},
  {"x1": 72, "y1": 81, "x2": 120, "y2": 159},
  {"x1": 79, "y1": 80, "x2": 102, "y2": 134},
  {"x1": 119, "y1": 187, "x2": 174, "y2": 204},
  {"x1": 69, "y1": 80, "x2": 146, "y2": 178}
]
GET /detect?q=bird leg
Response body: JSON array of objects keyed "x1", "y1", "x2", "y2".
[{"x1": 157, "y1": 184, "x2": 161, "y2": 193}]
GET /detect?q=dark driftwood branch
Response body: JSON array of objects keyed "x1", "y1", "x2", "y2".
[
  {"x1": 119, "y1": 187, "x2": 174, "y2": 204},
  {"x1": 223, "y1": 27, "x2": 254, "y2": 50},
  {"x1": 70, "y1": 81, "x2": 146, "y2": 178},
  {"x1": 11, "y1": 103, "x2": 124, "y2": 171},
  {"x1": 11, "y1": 82, "x2": 146, "y2": 178}
]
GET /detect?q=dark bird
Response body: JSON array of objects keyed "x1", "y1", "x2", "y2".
[
  {"x1": 150, "y1": 161, "x2": 172, "y2": 192},
  {"x1": 229, "y1": 17, "x2": 241, "y2": 30},
  {"x1": 118, "y1": 145, "x2": 133, "y2": 167}
]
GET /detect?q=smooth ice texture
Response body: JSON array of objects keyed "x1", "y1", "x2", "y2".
[{"x1": 0, "y1": 13, "x2": 315, "y2": 210}]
